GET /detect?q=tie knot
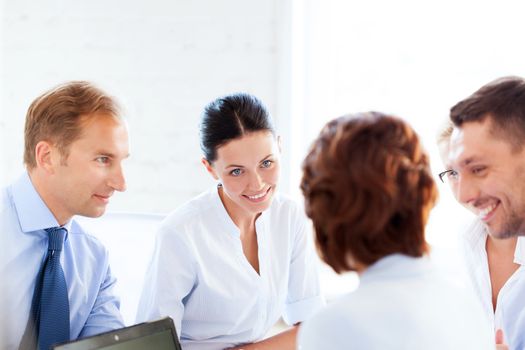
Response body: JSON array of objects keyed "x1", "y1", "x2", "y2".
[{"x1": 45, "y1": 227, "x2": 67, "y2": 252}]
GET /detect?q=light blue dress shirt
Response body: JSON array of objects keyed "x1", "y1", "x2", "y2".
[{"x1": 0, "y1": 173, "x2": 124, "y2": 350}]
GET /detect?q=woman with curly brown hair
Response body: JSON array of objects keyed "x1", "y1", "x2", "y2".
[{"x1": 297, "y1": 112, "x2": 493, "y2": 350}]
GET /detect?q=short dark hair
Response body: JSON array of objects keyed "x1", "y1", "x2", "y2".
[
  {"x1": 301, "y1": 112, "x2": 438, "y2": 273},
  {"x1": 199, "y1": 93, "x2": 275, "y2": 162},
  {"x1": 450, "y1": 76, "x2": 525, "y2": 149},
  {"x1": 24, "y1": 81, "x2": 121, "y2": 169}
]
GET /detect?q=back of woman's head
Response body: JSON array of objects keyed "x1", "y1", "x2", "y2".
[
  {"x1": 301, "y1": 112, "x2": 438, "y2": 273},
  {"x1": 200, "y1": 93, "x2": 275, "y2": 162}
]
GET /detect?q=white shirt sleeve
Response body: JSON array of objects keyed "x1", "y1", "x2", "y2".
[
  {"x1": 283, "y1": 205, "x2": 325, "y2": 325},
  {"x1": 135, "y1": 224, "x2": 197, "y2": 336}
]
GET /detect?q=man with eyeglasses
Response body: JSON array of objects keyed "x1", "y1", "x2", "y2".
[{"x1": 438, "y1": 76, "x2": 525, "y2": 350}]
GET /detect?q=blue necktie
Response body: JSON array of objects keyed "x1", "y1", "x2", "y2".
[{"x1": 30, "y1": 227, "x2": 70, "y2": 350}]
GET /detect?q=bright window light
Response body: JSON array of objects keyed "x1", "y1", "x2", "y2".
[{"x1": 290, "y1": 0, "x2": 525, "y2": 290}]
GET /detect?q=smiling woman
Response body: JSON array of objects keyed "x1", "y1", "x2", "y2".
[
  {"x1": 203, "y1": 131, "x2": 280, "y2": 229},
  {"x1": 136, "y1": 93, "x2": 324, "y2": 350}
]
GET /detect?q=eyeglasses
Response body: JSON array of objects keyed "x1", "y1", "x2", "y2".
[{"x1": 438, "y1": 169, "x2": 458, "y2": 184}]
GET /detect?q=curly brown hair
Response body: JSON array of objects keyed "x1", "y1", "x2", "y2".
[{"x1": 301, "y1": 112, "x2": 438, "y2": 273}]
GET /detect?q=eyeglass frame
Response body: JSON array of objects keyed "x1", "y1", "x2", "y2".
[{"x1": 438, "y1": 169, "x2": 458, "y2": 183}]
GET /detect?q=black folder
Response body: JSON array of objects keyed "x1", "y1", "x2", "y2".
[{"x1": 51, "y1": 317, "x2": 182, "y2": 350}]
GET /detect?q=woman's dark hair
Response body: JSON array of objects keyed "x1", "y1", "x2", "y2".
[
  {"x1": 200, "y1": 93, "x2": 275, "y2": 162},
  {"x1": 301, "y1": 112, "x2": 438, "y2": 273}
]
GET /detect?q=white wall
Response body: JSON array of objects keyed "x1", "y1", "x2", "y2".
[
  {"x1": 0, "y1": 0, "x2": 293, "y2": 213},
  {"x1": 1, "y1": 1, "x2": 358, "y2": 330}
]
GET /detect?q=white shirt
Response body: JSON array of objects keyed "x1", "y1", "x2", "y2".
[
  {"x1": 136, "y1": 187, "x2": 324, "y2": 350},
  {"x1": 298, "y1": 254, "x2": 493, "y2": 350},
  {"x1": 462, "y1": 219, "x2": 525, "y2": 350}
]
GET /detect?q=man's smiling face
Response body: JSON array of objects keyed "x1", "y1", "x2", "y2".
[{"x1": 447, "y1": 117, "x2": 525, "y2": 238}]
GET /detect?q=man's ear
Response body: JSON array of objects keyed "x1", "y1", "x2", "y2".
[
  {"x1": 34, "y1": 141, "x2": 57, "y2": 173},
  {"x1": 201, "y1": 157, "x2": 219, "y2": 180}
]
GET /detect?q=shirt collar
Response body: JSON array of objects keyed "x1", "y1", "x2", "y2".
[
  {"x1": 514, "y1": 237, "x2": 525, "y2": 265},
  {"x1": 359, "y1": 254, "x2": 431, "y2": 284},
  {"x1": 464, "y1": 218, "x2": 525, "y2": 266},
  {"x1": 11, "y1": 172, "x2": 72, "y2": 235},
  {"x1": 464, "y1": 219, "x2": 487, "y2": 252},
  {"x1": 211, "y1": 184, "x2": 267, "y2": 237}
]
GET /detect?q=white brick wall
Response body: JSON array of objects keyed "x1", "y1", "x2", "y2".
[{"x1": 0, "y1": 0, "x2": 293, "y2": 213}]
